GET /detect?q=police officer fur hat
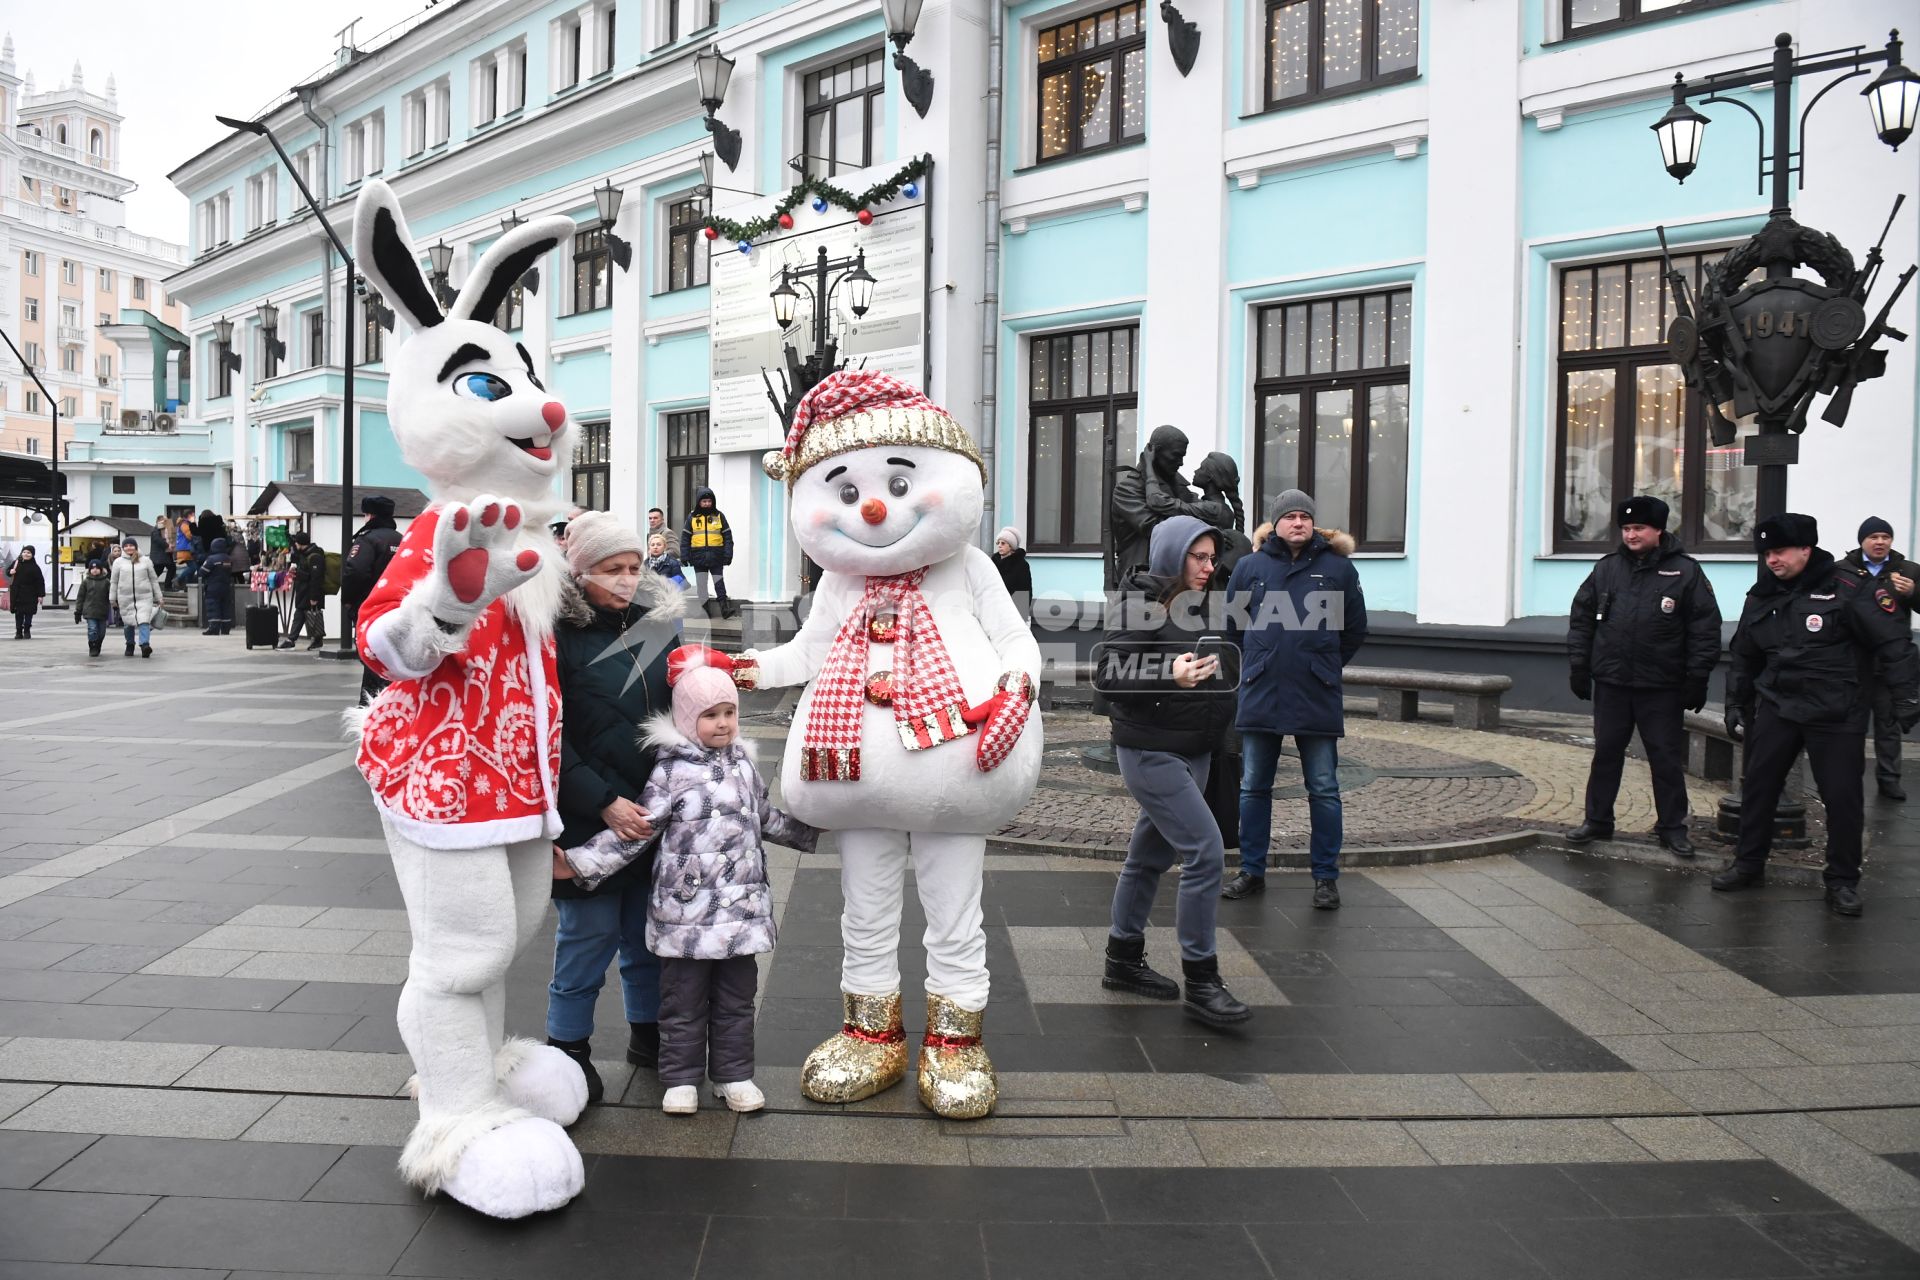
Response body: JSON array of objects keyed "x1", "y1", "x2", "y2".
[
  {"x1": 1616, "y1": 495, "x2": 1669, "y2": 530},
  {"x1": 1754, "y1": 512, "x2": 1818, "y2": 552},
  {"x1": 360, "y1": 494, "x2": 395, "y2": 518}
]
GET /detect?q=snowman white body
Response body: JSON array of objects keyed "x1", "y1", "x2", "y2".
[{"x1": 755, "y1": 540, "x2": 1042, "y2": 832}]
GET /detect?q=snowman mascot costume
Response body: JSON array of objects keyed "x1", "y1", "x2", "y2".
[
  {"x1": 736, "y1": 370, "x2": 1043, "y2": 1120},
  {"x1": 349, "y1": 179, "x2": 592, "y2": 1218}
]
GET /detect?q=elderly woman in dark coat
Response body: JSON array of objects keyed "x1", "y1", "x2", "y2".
[
  {"x1": 8, "y1": 546, "x2": 47, "y2": 639},
  {"x1": 544, "y1": 511, "x2": 685, "y2": 1103}
]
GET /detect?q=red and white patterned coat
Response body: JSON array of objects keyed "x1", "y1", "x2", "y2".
[{"x1": 354, "y1": 506, "x2": 564, "y2": 850}]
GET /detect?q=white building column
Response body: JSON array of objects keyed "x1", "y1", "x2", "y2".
[
  {"x1": 1783, "y1": 0, "x2": 1920, "y2": 555},
  {"x1": 1414, "y1": 0, "x2": 1524, "y2": 626},
  {"x1": 1138, "y1": 0, "x2": 1227, "y2": 455}
]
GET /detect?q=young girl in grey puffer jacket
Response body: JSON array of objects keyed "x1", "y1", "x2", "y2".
[{"x1": 639, "y1": 644, "x2": 816, "y2": 1116}]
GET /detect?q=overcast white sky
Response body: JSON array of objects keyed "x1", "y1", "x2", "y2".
[{"x1": 10, "y1": 0, "x2": 430, "y2": 240}]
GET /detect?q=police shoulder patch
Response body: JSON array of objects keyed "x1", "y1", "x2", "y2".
[{"x1": 1877, "y1": 588, "x2": 1898, "y2": 614}]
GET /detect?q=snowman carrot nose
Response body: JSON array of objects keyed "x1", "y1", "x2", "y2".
[{"x1": 860, "y1": 498, "x2": 888, "y2": 525}]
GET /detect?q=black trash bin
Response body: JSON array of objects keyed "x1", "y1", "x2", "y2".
[{"x1": 244, "y1": 604, "x2": 280, "y2": 650}]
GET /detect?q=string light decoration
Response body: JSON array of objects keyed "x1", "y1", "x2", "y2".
[
  {"x1": 1265, "y1": 0, "x2": 1420, "y2": 106},
  {"x1": 701, "y1": 154, "x2": 932, "y2": 245},
  {"x1": 1037, "y1": 2, "x2": 1146, "y2": 160}
]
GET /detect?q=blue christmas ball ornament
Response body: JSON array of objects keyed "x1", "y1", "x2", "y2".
[
  {"x1": 737, "y1": 240, "x2": 753, "y2": 255},
  {"x1": 902, "y1": 181, "x2": 919, "y2": 200},
  {"x1": 811, "y1": 196, "x2": 829, "y2": 214}
]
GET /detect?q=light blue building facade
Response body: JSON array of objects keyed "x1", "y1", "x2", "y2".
[{"x1": 161, "y1": 0, "x2": 1918, "y2": 671}]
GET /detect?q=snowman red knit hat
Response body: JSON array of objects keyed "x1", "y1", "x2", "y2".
[{"x1": 761, "y1": 369, "x2": 984, "y2": 488}]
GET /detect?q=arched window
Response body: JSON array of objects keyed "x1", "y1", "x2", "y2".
[
  {"x1": 56, "y1": 124, "x2": 67, "y2": 144},
  {"x1": 89, "y1": 129, "x2": 104, "y2": 156}
]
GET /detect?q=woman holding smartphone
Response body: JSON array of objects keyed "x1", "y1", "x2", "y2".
[{"x1": 1095, "y1": 514, "x2": 1248, "y2": 1026}]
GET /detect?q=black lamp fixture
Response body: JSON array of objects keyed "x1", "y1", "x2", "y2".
[
  {"x1": 771, "y1": 276, "x2": 801, "y2": 328},
  {"x1": 693, "y1": 45, "x2": 742, "y2": 171},
  {"x1": 357, "y1": 277, "x2": 396, "y2": 332},
  {"x1": 593, "y1": 179, "x2": 634, "y2": 272},
  {"x1": 499, "y1": 209, "x2": 543, "y2": 295},
  {"x1": 1864, "y1": 30, "x2": 1920, "y2": 150},
  {"x1": 426, "y1": 240, "x2": 456, "y2": 308},
  {"x1": 842, "y1": 252, "x2": 877, "y2": 316},
  {"x1": 210, "y1": 316, "x2": 242, "y2": 373},
  {"x1": 1651, "y1": 75, "x2": 1711, "y2": 183},
  {"x1": 763, "y1": 245, "x2": 881, "y2": 426},
  {"x1": 257, "y1": 301, "x2": 287, "y2": 364},
  {"x1": 1160, "y1": 0, "x2": 1201, "y2": 78},
  {"x1": 880, "y1": 0, "x2": 935, "y2": 117}
]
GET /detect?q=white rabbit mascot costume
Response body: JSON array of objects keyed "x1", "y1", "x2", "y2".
[
  {"x1": 735, "y1": 370, "x2": 1043, "y2": 1120},
  {"x1": 349, "y1": 179, "x2": 589, "y2": 1218}
]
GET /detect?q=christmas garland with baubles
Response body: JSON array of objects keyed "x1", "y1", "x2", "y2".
[{"x1": 703, "y1": 154, "x2": 932, "y2": 253}]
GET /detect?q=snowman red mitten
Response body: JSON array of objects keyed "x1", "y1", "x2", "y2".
[{"x1": 961, "y1": 671, "x2": 1037, "y2": 773}]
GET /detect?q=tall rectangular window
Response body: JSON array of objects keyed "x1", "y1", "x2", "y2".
[
  {"x1": 573, "y1": 421, "x2": 611, "y2": 511},
  {"x1": 496, "y1": 280, "x2": 526, "y2": 331},
  {"x1": 572, "y1": 226, "x2": 612, "y2": 314},
  {"x1": 132, "y1": 276, "x2": 147, "y2": 300},
  {"x1": 1036, "y1": 2, "x2": 1147, "y2": 164},
  {"x1": 1028, "y1": 325, "x2": 1138, "y2": 552},
  {"x1": 598, "y1": 6, "x2": 618, "y2": 74},
  {"x1": 22, "y1": 298, "x2": 37, "y2": 322},
  {"x1": 1555, "y1": 251, "x2": 1752, "y2": 551},
  {"x1": 24, "y1": 250, "x2": 40, "y2": 276},
  {"x1": 665, "y1": 197, "x2": 709, "y2": 292},
  {"x1": 1564, "y1": 0, "x2": 1721, "y2": 38},
  {"x1": 305, "y1": 309, "x2": 326, "y2": 368},
  {"x1": 1252, "y1": 287, "x2": 1411, "y2": 550},
  {"x1": 99, "y1": 268, "x2": 115, "y2": 291},
  {"x1": 664, "y1": 410, "x2": 710, "y2": 535},
  {"x1": 557, "y1": 15, "x2": 584, "y2": 89},
  {"x1": 362, "y1": 308, "x2": 385, "y2": 364},
  {"x1": 1265, "y1": 0, "x2": 1419, "y2": 109},
  {"x1": 63, "y1": 259, "x2": 79, "y2": 284},
  {"x1": 212, "y1": 337, "x2": 233, "y2": 398},
  {"x1": 802, "y1": 50, "x2": 886, "y2": 180}
]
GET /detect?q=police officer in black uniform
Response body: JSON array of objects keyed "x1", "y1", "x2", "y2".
[
  {"x1": 1713, "y1": 513, "x2": 1920, "y2": 916},
  {"x1": 1567, "y1": 495, "x2": 1722, "y2": 856}
]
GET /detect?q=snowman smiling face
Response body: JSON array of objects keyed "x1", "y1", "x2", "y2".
[{"x1": 793, "y1": 444, "x2": 985, "y2": 578}]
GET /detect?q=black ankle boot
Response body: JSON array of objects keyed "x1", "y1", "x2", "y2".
[
  {"x1": 1102, "y1": 935, "x2": 1179, "y2": 1000},
  {"x1": 627, "y1": 1021, "x2": 660, "y2": 1068},
  {"x1": 546, "y1": 1036, "x2": 604, "y2": 1104},
  {"x1": 1181, "y1": 956, "x2": 1251, "y2": 1026}
]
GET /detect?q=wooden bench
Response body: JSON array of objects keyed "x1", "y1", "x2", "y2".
[{"x1": 1344, "y1": 666, "x2": 1513, "y2": 731}]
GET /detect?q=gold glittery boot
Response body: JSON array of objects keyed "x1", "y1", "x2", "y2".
[
  {"x1": 800, "y1": 992, "x2": 908, "y2": 1104},
  {"x1": 917, "y1": 993, "x2": 998, "y2": 1120}
]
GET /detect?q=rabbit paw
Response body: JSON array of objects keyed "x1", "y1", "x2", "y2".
[{"x1": 426, "y1": 495, "x2": 542, "y2": 628}]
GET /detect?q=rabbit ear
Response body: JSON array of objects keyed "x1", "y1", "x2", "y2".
[
  {"x1": 352, "y1": 179, "x2": 443, "y2": 331},
  {"x1": 450, "y1": 215, "x2": 576, "y2": 327}
]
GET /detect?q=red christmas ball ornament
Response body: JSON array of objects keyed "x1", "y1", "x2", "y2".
[
  {"x1": 856, "y1": 209, "x2": 874, "y2": 226},
  {"x1": 777, "y1": 212, "x2": 794, "y2": 230},
  {"x1": 702, "y1": 226, "x2": 718, "y2": 240}
]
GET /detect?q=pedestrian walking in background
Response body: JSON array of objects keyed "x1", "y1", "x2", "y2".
[
  {"x1": 200, "y1": 539, "x2": 238, "y2": 636},
  {"x1": 279, "y1": 530, "x2": 328, "y2": 651},
  {"x1": 645, "y1": 533, "x2": 688, "y2": 590},
  {"x1": 1221, "y1": 489, "x2": 1368, "y2": 909},
  {"x1": 151, "y1": 514, "x2": 176, "y2": 589},
  {"x1": 640, "y1": 645, "x2": 817, "y2": 1115},
  {"x1": 110, "y1": 537, "x2": 163, "y2": 658},
  {"x1": 74, "y1": 559, "x2": 112, "y2": 656},
  {"x1": 341, "y1": 495, "x2": 403, "y2": 700},
  {"x1": 1566, "y1": 495, "x2": 1721, "y2": 856},
  {"x1": 7, "y1": 545, "x2": 46, "y2": 639},
  {"x1": 647, "y1": 507, "x2": 680, "y2": 557},
  {"x1": 992, "y1": 527, "x2": 1033, "y2": 621},
  {"x1": 682, "y1": 486, "x2": 736, "y2": 618},
  {"x1": 544, "y1": 511, "x2": 685, "y2": 1103},
  {"x1": 173, "y1": 514, "x2": 198, "y2": 586},
  {"x1": 1097, "y1": 515, "x2": 1248, "y2": 1027},
  {"x1": 1844, "y1": 516, "x2": 1918, "y2": 801},
  {"x1": 1716, "y1": 514, "x2": 1920, "y2": 917}
]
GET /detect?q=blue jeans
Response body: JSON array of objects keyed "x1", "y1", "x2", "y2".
[
  {"x1": 1239, "y1": 731, "x2": 1343, "y2": 880},
  {"x1": 546, "y1": 879, "x2": 661, "y2": 1042},
  {"x1": 121, "y1": 621, "x2": 151, "y2": 648},
  {"x1": 85, "y1": 618, "x2": 106, "y2": 647}
]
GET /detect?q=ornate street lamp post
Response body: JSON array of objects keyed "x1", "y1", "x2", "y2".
[{"x1": 760, "y1": 245, "x2": 878, "y2": 428}]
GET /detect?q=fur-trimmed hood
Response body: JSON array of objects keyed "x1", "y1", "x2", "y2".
[
  {"x1": 640, "y1": 711, "x2": 755, "y2": 761},
  {"x1": 1255, "y1": 526, "x2": 1355, "y2": 558},
  {"x1": 557, "y1": 564, "x2": 687, "y2": 627}
]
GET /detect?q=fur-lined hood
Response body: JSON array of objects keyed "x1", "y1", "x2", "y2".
[
  {"x1": 1252, "y1": 526, "x2": 1356, "y2": 558},
  {"x1": 557, "y1": 564, "x2": 687, "y2": 627},
  {"x1": 640, "y1": 712, "x2": 756, "y2": 761}
]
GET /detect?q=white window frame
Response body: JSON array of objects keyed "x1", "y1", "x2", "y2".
[
  {"x1": 292, "y1": 144, "x2": 321, "y2": 201},
  {"x1": 345, "y1": 111, "x2": 384, "y2": 184},
  {"x1": 99, "y1": 267, "x2": 114, "y2": 291},
  {"x1": 246, "y1": 169, "x2": 277, "y2": 231},
  {"x1": 553, "y1": 12, "x2": 585, "y2": 90},
  {"x1": 24, "y1": 342, "x2": 41, "y2": 366},
  {"x1": 23, "y1": 298, "x2": 37, "y2": 322},
  {"x1": 63, "y1": 259, "x2": 79, "y2": 284},
  {"x1": 474, "y1": 40, "x2": 529, "y2": 123},
  {"x1": 132, "y1": 276, "x2": 147, "y2": 301},
  {"x1": 26, "y1": 436, "x2": 42, "y2": 455},
  {"x1": 61, "y1": 396, "x2": 78, "y2": 418},
  {"x1": 23, "y1": 250, "x2": 40, "y2": 276},
  {"x1": 654, "y1": 0, "x2": 715, "y2": 50},
  {"x1": 25, "y1": 390, "x2": 42, "y2": 414},
  {"x1": 98, "y1": 352, "x2": 113, "y2": 379},
  {"x1": 61, "y1": 303, "x2": 79, "y2": 329},
  {"x1": 61, "y1": 347, "x2": 79, "y2": 373}
]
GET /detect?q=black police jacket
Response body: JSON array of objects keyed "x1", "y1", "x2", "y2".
[
  {"x1": 1568, "y1": 532, "x2": 1722, "y2": 690},
  {"x1": 1098, "y1": 570, "x2": 1239, "y2": 757},
  {"x1": 1841, "y1": 546, "x2": 1919, "y2": 626},
  {"x1": 1728, "y1": 548, "x2": 1920, "y2": 730}
]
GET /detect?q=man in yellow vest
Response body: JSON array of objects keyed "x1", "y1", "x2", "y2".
[{"x1": 682, "y1": 486, "x2": 737, "y2": 618}]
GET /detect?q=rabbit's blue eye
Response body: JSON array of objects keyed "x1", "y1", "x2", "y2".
[{"x1": 454, "y1": 373, "x2": 512, "y2": 401}]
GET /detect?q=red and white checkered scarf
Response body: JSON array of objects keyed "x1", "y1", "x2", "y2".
[{"x1": 802, "y1": 568, "x2": 971, "y2": 782}]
